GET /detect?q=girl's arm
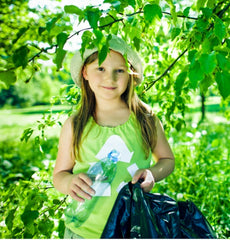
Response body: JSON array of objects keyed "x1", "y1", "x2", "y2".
[
  {"x1": 53, "y1": 117, "x2": 95, "y2": 202},
  {"x1": 132, "y1": 116, "x2": 175, "y2": 192}
]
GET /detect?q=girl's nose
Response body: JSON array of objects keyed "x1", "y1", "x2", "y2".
[{"x1": 105, "y1": 70, "x2": 117, "y2": 82}]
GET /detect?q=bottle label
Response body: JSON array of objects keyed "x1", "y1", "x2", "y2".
[{"x1": 91, "y1": 182, "x2": 111, "y2": 196}]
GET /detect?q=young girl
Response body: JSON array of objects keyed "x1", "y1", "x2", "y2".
[{"x1": 53, "y1": 35, "x2": 175, "y2": 239}]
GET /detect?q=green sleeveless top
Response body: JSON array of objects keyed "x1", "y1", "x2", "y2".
[{"x1": 64, "y1": 112, "x2": 153, "y2": 238}]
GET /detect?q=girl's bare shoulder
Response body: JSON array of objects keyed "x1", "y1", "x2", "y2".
[{"x1": 60, "y1": 115, "x2": 75, "y2": 137}]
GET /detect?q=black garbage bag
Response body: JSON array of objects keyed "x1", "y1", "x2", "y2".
[
  {"x1": 178, "y1": 200, "x2": 216, "y2": 238},
  {"x1": 101, "y1": 182, "x2": 216, "y2": 239}
]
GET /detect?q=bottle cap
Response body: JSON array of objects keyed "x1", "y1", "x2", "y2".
[{"x1": 108, "y1": 149, "x2": 120, "y2": 163}]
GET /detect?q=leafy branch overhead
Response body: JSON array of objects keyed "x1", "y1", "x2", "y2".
[{"x1": 0, "y1": 0, "x2": 230, "y2": 104}]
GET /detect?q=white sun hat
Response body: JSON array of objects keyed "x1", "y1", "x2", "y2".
[{"x1": 70, "y1": 35, "x2": 143, "y2": 87}]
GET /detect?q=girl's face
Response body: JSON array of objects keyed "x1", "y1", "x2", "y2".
[{"x1": 83, "y1": 50, "x2": 130, "y2": 102}]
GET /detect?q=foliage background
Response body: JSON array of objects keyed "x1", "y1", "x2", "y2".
[{"x1": 0, "y1": 0, "x2": 230, "y2": 238}]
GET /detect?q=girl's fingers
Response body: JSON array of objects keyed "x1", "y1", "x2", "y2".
[
  {"x1": 132, "y1": 169, "x2": 155, "y2": 192},
  {"x1": 77, "y1": 173, "x2": 95, "y2": 195},
  {"x1": 78, "y1": 173, "x2": 93, "y2": 186},
  {"x1": 131, "y1": 169, "x2": 144, "y2": 184},
  {"x1": 69, "y1": 173, "x2": 95, "y2": 201},
  {"x1": 69, "y1": 190, "x2": 85, "y2": 202},
  {"x1": 71, "y1": 184, "x2": 93, "y2": 201},
  {"x1": 140, "y1": 179, "x2": 154, "y2": 192}
]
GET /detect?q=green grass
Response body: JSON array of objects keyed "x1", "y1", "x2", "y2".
[{"x1": 0, "y1": 105, "x2": 70, "y2": 141}]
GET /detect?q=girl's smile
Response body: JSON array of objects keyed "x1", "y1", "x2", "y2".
[{"x1": 102, "y1": 86, "x2": 117, "y2": 90}]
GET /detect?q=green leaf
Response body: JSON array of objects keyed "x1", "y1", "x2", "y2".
[
  {"x1": 225, "y1": 39, "x2": 230, "y2": 48},
  {"x1": 188, "y1": 50, "x2": 197, "y2": 64},
  {"x1": 197, "y1": 0, "x2": 207, "y2": 10},
  {"x1": 12, "y1": 45, "x2": 29, "y2": 68},
  {"x1": 86, "y1": 7, "x2": 100, "y2": 28},
  {"x1": 171, "y1": 28, "x2": 181, "y2": 40},
  {"x1": 21, "y1": 210, "x2": 39, "y2": 225},
  {"x1": 207, "y1": 0, "x2": 215, "y2": 8},
  {"x1": 165, "y1": 0, "x2": 177, "y2": 25},
  {"x1": 214, "y1": 18, "x2": 226, "y2": 41},
  {"x1": 175, "y1": 72, "x2": 187, "y2": 95},
  {"x1": 98, "y1": 45, "x2": 109, "y2": 66},
  {"x1": 46, "y1": 14, "x2": 62, "y2": 32},
  {"x1": 53, "y1": 199, "x2": 61, "y2": 204},
  {"x1": 199, "y1": 52, "x2": 216, "y2": 74},
  {"x1": 13, "y1": 27, "x2": 29, "y2": 44},
  {"x1": 38, "y1": 27, "x2": 46, "y2": 35},
  {"x1": 216, "y1": 53, "x2": 229, "y2": 71},
  {"x1": 39, "y1": 54, "x2": 50, "y2": 61},
  {"x1": 133, "y1": 37, "x2": 141, "y2": 51},
  {"x1": 0, "y1": 70, "x2": 17, "y2": 89},
  {"x1": 215, "y1": 71, "x2": 230, "y2": 99},
  {"x1": 5, "y1": 209, "x2": 16, "y2": 230},
  {"x1": 201, "y1": 37, "x2": 211, "y2": 53},
  {"x1": 211, "y1": 138, "x2": 220, "y2": 148},
  {"x1": 57, "y1": 32, "x2": 68, "y2": 49},
  {"x1": 58, "y1": 220, "x2": 65, "y2": 238},
  {"x1": 110, "y1": 1, "x2": 121, "y2": 12},
  {"x1": 128, "y1": 0, "x2": 136, "y2": 9},
  {"x1": 189, "y1": 61, "x2": 204, "y2": 89},
  {"x1": 201, "y1": 7, "x2": 212, "y2": 19},
  {"x1": 38, "y1": 219, "x2": 54, "y2": 236},
  {"x1": 25, "y1": 222, "x2": 35, "y2": 235},
  {"x1": 20, "y1": 128, "x2": 34, "y2": 142},
  {"x1": 183, "y1": 7, "x2": 190, "y2": 17},
  {"x1": 54, "y1": 48, "x2": 67, "y2": 70},
  {"x1": 200, "y1": 75, "x2": 214, "y2": 94},
  {"x1": 175, "y1": 120, "x2": 183, "y2": 131},
  {"x1": 80, "y1": 31, "x2": 94, "y2": 58},
  {"x1": 59, "y1": 84, "x2": 69, "y2": 95},
  {"x1": 144, "y1": 4, "x2": 162, "y2": 22},
  {"x1": 93, "y1": 29, "x2": 104, "y2": 44},
  {"x1": 196, "y1": 18, "x2": 209, "y2": 31},
  {"x1": 64, "y1": 5, "x2": 83, "y2": 15},
  {"x1": 99, "y1": 15, "x2": 114, "y2": 28}
]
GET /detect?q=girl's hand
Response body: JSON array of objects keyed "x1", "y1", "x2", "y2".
[
  {"x1": 68, "y1": 173, "x2": 96, "y2": 202},
  {"x1": 131, "y1": 169, "x2": 155, "y2": 192}
]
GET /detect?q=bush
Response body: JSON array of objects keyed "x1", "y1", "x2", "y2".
[
  {"x1": 0, "y1": 68, "x2": 66, "y2": 108},
  {"x1": 0, "y1": 137, "x2": 67, "y2": 238}
]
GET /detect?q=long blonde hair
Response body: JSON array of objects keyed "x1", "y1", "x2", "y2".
[{"x1": 72, "y1": 52, "x2": 157, "y2": 161}]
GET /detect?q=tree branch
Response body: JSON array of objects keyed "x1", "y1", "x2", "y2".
[
  {"x1": 217, "y1": 2, "x2": 230, "y2": 18},
  {"x1": 162, "y1": 11, "x2": 198, "y2": 20},
  {"x1": 213, "y1": 0, "x2": 226, "y2": 14},
  {"x1": 143, "y1": 48, "x2": 188, "y2": 93},
  {"x1": 118, "y1": 10, "x2": 198, "y2": 20}
]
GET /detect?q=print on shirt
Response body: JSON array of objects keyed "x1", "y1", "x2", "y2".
[
  {"x1": 96, "y1": 135, "x2": 133, "y2": 163},
  {"x1": 88, "y1": 135, "x2": 134, "y2": 196}
]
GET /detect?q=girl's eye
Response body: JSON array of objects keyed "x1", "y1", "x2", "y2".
[
  {"x1": 116, "y1": 69, "x2": 125, "y2": 73},
  {"x1": 97, "y1": 67, "x2": 104, "y2": 72}
]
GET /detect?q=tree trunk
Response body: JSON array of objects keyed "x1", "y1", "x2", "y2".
[{"x1": 200, "y1": 94, "x2": 205, "y2": 122}]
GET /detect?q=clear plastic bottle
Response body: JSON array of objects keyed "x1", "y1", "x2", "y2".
[{"x1": 65, "y1": 149, "x2": 120, "y2": 228}]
